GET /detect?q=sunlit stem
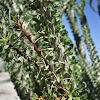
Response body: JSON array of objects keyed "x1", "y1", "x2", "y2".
[
  {"x1": 34, "y1": 36, "x2": 43, "y2": 44},
  {"x1": 54, "y1": 67, "x2": 62, "y2": 73},
  {"x1": 45, "y1": 50, "x2": 53, "y2": 59},
  {"x1": 39, "y1": 48, "x2": 48, "y2": 52}
]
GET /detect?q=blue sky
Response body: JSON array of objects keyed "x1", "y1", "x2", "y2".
[{"x1": 62, "y1": 0, "x2": 100, "y2": 61}]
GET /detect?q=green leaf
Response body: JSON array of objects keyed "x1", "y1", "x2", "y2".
[
  {"x1": 5, "y1": 45, "x2": 9, "y2": 49},
  {"x1": 46, "y1": 65, "x2": 49, "y2": 70},
  {"x1": 53, "y1": 93, "x2": 57, "y2": 98},
  {"x1": 59, "y1": 60, "x2": 65, "y2": 64},
  {"x1": 0, "y1": 40, "x2": 5, "y2": 43},
  {"x1": 68, "y1": 95, "x2": 72, "y2": 100},
  {"x1": 8, "y1": 32, "x2": 12, "y2": 39},
  {"x1": 11, "y1": 15, "x2": 17, "y2": 23},
  {"x1": 30, "y1": 65, "x2": 34, "y2": 69},
  {"x1": 43, "y1": 7, "x2": 47, "y2": 11},
  {"x1": 50, "y1": 34, "x2": 56, "y2": 38},
  {"x1": 64, "y1": 50, "x2": 73, "y2": 55},
  {"x1": 30, "y1": 93, "x2": 38, "y2": 100},
  {"x1": 26, "y1": 50, "x2": 30, "y2": 55},
  {"x1": 19, "y1": 56, "x2": 24, "y2": 63},
  {"x1": 49, "y1": 0, "x2": 55, "y2": 3},
  {"x1": 73, "y1": 97, "x2": 80, "y2": 100},
  {"x1": 57, "y1": 76, "x2": 60, "y2": 82},
  {"x1": 58, "y1": 42, "x2": 63, "y2": 49},
  {"x1": 47, "y1": 48, "x2": 54, "y2": 50},
  {"x1": 17, "y1": 32, "x2": 21, "y2": 37}
]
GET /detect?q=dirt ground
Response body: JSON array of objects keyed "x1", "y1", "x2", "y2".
[{"x1": 0, "y1": 71, "x2": 20, "y2": 100}]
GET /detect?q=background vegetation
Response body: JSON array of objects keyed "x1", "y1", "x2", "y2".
[{"x1": 0, "y1": 0, "x2": 100, "y2": 100}]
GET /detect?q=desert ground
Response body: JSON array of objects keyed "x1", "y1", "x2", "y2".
[{"x1": 0, "y1": 58, "x2": 20, "y2": 100}]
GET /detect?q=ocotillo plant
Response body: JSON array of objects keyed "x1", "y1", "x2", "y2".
[{"x1": 0, "y1": 0, "x2": 100, "y2": 100}]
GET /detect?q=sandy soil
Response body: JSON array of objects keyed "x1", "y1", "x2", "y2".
[{"x1": 0, "y1": 72, "x2": 21, "y2": 100}]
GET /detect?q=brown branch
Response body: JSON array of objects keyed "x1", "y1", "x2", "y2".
[
  {"x1": 12, "y1": 34, "x2": 25, "y2": 46},
  {"x1": 12, "y1": 20, "x2": 68, "y2": 94}
]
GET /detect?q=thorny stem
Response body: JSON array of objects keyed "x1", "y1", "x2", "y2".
[
  {"x1": 12, "y1": 20, "x2": 69, "y2": 94},
  {"x1": 86, "y1": 2, "x2": 99, "y2": 14}
]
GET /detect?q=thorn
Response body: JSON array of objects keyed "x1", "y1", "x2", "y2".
[
  {"x1": 21, "y1": 16, "x2": 26, "y2": 27},
  {"x1": 25, "y1": 19, "x2": 31, "y2": 30}
]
